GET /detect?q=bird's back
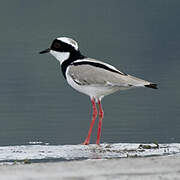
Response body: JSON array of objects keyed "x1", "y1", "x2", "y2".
[{"x1": 67, "y1": 58, "x2": 153, "y2": 89}]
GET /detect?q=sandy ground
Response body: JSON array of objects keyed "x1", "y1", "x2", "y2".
[{"x1": 0, "y1": 155, "x2": 180, "y2": 180}]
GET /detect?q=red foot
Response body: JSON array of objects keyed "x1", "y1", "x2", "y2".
[
  {"x1": 82, "y1": 139, "x2": 90, "y2": 145},
  {"x1": 96, "y1": 141, "x2": 100, "y2": 145},
  {"x1": 82, "y1": 98, "x2": 97, "y2": 145}
]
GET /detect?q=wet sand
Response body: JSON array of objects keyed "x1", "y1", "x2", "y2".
[{"x1": 0, "y1": 154, "x2": 180, "y2": 180}]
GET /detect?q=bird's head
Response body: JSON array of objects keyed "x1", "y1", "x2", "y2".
[{"x1": 39, "y1": 37, "x2": 79, "y2": 64}]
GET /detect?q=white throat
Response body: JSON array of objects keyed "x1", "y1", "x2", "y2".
[{"x1": 50, "y1": 50, "x2": 70, "y2": 64}]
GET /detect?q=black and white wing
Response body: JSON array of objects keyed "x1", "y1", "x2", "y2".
[{"x1": 67, "y1": 58, "x2": 156, "y2": 89}]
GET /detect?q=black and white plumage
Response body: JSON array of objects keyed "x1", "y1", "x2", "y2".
[{"x1": 40, "y1": 37, "x2": 157, "y2": 145}]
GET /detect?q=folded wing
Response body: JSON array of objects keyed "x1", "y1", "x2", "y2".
[{"x1": 67, "y1": 58, "x2": 157, "y2": 89}]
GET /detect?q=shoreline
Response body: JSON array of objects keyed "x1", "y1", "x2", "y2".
[{"x1": 0, "y1": 154, "x2": 180, "y2": 180}]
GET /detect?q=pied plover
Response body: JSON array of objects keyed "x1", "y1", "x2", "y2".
[{"x1": 39, "y1": 37, "x2": 157, "y2": 145}]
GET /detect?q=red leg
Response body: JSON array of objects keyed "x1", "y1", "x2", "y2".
[
  {"x1": 96, "y1": 99, "x2": 104, "y2": 145},
  {"x1": 83, "y1": 98, "x2": 97, "y2": 145}
]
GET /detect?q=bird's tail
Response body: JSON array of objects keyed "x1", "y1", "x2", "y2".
[
  {"x1": 145, "y1": 83, "x2": 158, "y2": 89},
  {"x1": 125, "y1": 75, "x2": 158, "y2": 89}
]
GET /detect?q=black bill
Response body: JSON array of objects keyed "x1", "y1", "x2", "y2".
[{"x1": 39, "y1": 48, "x2": 50, "y2": 54}]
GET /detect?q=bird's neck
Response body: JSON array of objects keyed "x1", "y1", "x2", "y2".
[
  {"x1": 61, "y1": 50, "x2": 85, "y2": 79},
  {"x1": 50, "y1": 50, "x2": 85, "y2": 65},
  {"x1": 50, "y1": 50, "x2": 70, "y2": 64}
]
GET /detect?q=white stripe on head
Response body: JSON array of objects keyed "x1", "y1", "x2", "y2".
[{"x1": 57, "y1": 37, "x2": 79, "y2": 51}]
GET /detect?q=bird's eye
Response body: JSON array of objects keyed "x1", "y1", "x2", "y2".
[{"x1": 54, "y1": 42, "x2": 60, "y2": 48}]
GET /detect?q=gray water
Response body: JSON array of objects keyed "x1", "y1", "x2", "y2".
[{"x1": 0, "y1": 1, "x2": 180, "y2": 146}]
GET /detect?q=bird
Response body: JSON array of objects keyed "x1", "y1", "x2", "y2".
[{"x1": 39, "y1": 37, "x2": 157, "y2": 145}]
